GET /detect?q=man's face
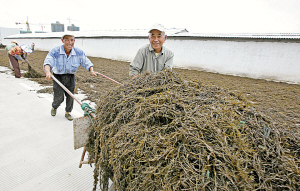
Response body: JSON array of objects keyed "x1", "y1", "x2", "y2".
[
  {"x1": 148, "y1": 29, "x2": 167, "y2": 53},
  {"x1": 62, "y1": 35, "x2": 75, "y2": 52}
]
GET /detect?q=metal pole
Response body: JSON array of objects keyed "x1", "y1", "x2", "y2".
[
  {"x1": 51, "y1": 75, "x2": 82, "y2": 106},
  {"x1": 96, "y1": 72, "x2": 122, "y2": 85}
]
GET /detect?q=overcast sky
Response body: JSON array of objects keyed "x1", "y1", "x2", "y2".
[{"x1": 1, "y1": 0, "x2": 300, "y2": 34}]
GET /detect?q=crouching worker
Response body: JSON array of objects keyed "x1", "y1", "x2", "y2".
[
  {"x1": 8, "y1": 44, "x2": 32, "y2": 78},
  {"x1": 43, "y1": 34, "x2": 97, "y2": 121},
  {"x1": 129, "y1": 23, "x2": 174, "y2": 79}
]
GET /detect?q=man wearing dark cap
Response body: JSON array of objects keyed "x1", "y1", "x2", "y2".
[
  {"x1": 43, "y1": 34, "x2": 97, "y2": 121},
  {"x1": 129, "y1": 23, "x2": 174, "y2": 79}
]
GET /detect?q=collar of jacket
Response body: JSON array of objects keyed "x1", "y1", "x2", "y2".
[
  {"x1": 148, "y1": 44, "x2": 165, "y2": 55},
  {"x1": 59, "y1": 45, "x2": 76, "y2": 56}
]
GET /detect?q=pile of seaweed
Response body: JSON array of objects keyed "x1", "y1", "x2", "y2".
[
  {"x1": 88, "y1": 70, "x2": 299, "y2": 191},
  {"x1": 37, "y1": 87, "x2": 53, "y2": 94}
]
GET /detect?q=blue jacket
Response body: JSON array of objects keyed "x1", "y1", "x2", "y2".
[{"x1": 43, "y1": 45, "x2": 93, "y2": 74}]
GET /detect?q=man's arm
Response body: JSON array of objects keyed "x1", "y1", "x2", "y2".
[
  {"x1": 129, "y1": 65, "x2": 141, "y2": 79},
  {"x1": 129, "y1": 48, "x2": 144, "y2": 78},
  {"x1": 44, "y1": 65, "x2": 52, "y2": 81},
  {"x1": 21, "y1": 54, "x2": 27, "y2": 62},
  {"x1": 163, "y1": 54, "x2": 174, "y2": 70},
  {"x1": 43, "y1": 53, "x2": 54, "y2": 81},
  {"x1": 14, "y1": 54, "x2": 22, "y2": 60},
  {"x1": 43, "y1": 48, "x2": 55, "y2": 74},
  {"x1": 78, "y1": 51, "x2": 97, "y2": 77}
]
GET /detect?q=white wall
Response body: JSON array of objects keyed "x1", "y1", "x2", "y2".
[
  {"x1": 0, "y1": 27, "x2": 20, "y2": 42},
  {"x1": 166, "y1": 39, "x2": 300, "y2": 83},
  {"x1": 75, "y1": 38, "x2": 149, "y2": 61},
  {"x1": 3, "y1": 36, "x2": 300, "y2": 84}
]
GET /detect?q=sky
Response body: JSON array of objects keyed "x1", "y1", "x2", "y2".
[{"x1": 1, "y1": 0, "x2": 300, "y2": 34}]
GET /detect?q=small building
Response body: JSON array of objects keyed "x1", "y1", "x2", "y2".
[
  {"x1": 67, "y1": 24, "x2": 80, "y2": 31},
  {"x1": 35, "y1": 31, "x2": 46, "y2": 33},
  {"x1": 20, "y1": 30, "x2": 32, "y2": 34},
  {"x1": 51, "y1": 21, "x2": 64, "y2": 32}
]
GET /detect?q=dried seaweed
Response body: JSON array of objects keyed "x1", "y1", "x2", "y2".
[
  {"x1": 87, "y1": 70, "x2": 299, "y2": 191},
  {"x1": 24, "y1": 63, "x2": 42, "y2": 78},
  {"x1": 37, "y1": 87, "x2": 53, "y2": 94}
]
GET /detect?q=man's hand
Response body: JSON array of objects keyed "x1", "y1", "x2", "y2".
[
  {"x1": 90, "y1": 67, "x2": 97, "y2": 77},
  {"x1": 21, "y1": 59, "x2": 28, "y2": 64},
  {"x1": 45, "y1": 72, "x2": 52, "y2": 81},
  {"x1": 90, "y1": 71, "x2": 97, "y2": 77},
  {"x1": 132, "y1": 74, "x2": 139, "y2": 79},
  {"x1": 44, "y1": 65, "x2": 53, "y2": 81}
]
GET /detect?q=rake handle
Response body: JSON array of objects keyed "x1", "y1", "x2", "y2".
[
  {"x1": 96, "y1": 72, "x2": 122, "y2": 85},
  {"x1": 51, "y1": 75, "x2": 82, "y2": 106}
]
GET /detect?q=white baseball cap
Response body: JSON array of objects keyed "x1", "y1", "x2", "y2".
[
  {"x1": 148, "y1": 23, "x2": 165, "y2": 33},
  {"x1": 61, "y1": 34, "x2": 75, "y2": 39}
]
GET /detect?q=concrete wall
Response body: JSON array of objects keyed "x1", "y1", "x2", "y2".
[
  {"x1": 3, "y1": 36, "x2": 300, "y2": 84},
  {"x1": 0, "y1": 27, "x2": 20, "y2": 42},
  {"x1": 167, "y1": 38, "x2": 300, "y2": 84}
]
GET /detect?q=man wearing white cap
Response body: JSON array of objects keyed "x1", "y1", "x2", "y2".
[
  {"x1": 129, "y1": 23, "x2": 174, "y2": 79},
  {"x1": 43, "y1": 34, "x2": 97, "y2": 121}
]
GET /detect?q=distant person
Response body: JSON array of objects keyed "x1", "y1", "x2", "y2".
[
  {"x1": 43, "y1": 34, "x2": 97, "y2": 121},
  {"x1": 31, "y1": 42, "x2": 35, "y2": 51},
  {"x1": 5, "y1": 40, "x2": 19, "y2": 51},
  {"x1": 8, "y1": 44, "x2": 32, "y2": 78},
  {"x1": 5, "y1": 40, "x2": 19, "y2": 70},
  {"x1": 24, "y1": 42, "x2": 35, "y2": 60},
  {"x1": 129, "y1": 23, "x2": 174, "y2": 79}
]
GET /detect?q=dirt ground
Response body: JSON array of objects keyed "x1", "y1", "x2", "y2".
[{"x1": 1, "y1": 49, "x2": 299, "y2": 131}]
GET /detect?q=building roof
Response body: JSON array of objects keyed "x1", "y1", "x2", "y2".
[
  {"x1": 4, "y1": 28, "x2": 188, "y2": 39},
  {"x1": 173, "y1": 32, "x2": 300, "y2": 39},
  {"x1": 3, "y1": 28, "x2": 300, "y2": 40}
]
